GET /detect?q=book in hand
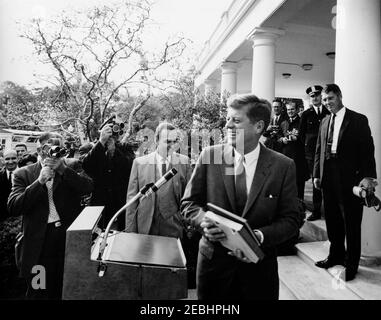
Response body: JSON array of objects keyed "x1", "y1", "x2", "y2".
[{"x1": 205, "y1": 203, "x2": 264, "y2": 263}]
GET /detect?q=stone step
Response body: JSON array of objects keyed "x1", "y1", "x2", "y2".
[
  {"x1": 295, "y1": 242, "x2": 381, "y2": 300},
  {"x1": 278, "y1": 255, "x2": 360, "y2": 300},
  {"x1": 300, "y1": 212, "x2": 328, "y2": 242}
]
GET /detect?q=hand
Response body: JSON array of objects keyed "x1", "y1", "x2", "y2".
[
  {"x1": 282, "y1": 137, "x2": 289, "y2": 144},
  {"x1": 99, "y1": 124, "x2": 113, "y2": 146},
  {"x1": 43, "y1": 157, "x2": 63, "y2": 171},
  {"x1": 359, "y1": 178, "x2": 378, "y2": 193},
  {"x1": 313, "y1": 178, "x2": 321, "y2": 190},
  {"x1": 200, "y1": 215, "x2": 226, "y2": 242},
  {"x1": 228, "y1": 249, "x2": 251, "y2": 263},
  {"x1": 38, "y1": 166, "x2": 54, "y2": 185}
]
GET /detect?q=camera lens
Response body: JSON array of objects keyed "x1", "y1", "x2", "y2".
[{"x1": 112, "y1": 124, "x2": 120, "y2": 133}]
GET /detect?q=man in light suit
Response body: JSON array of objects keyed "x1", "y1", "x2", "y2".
[
  {"x1": 313, "y1": 84, "x2": 377, "y2": 281},
  {"x1": 181, "y1": 94, "x2": 300, "y2": 300},
  {"x1": 125, "y1": 122, "x2": 192, "y2": 239},
  {"x1": 8, "y1": 132, "x2": 93, "y2": 299}
]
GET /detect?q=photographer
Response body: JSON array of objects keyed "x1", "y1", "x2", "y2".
[
  {"x1": 263, "y1": 99, "x2": 287, "y2": 152},
  {"x1": 82, "y1": 119, "x2": 134, "y2": 229},
  {"x1": 7, "y1": 132, "x2": 93, "y2": 299}
]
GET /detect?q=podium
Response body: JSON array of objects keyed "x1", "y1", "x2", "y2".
[{"x1": 62, "y1": 206, "x2": 188, "y2": 300}]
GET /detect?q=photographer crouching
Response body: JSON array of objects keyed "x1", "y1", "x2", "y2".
[{"x1": 7, "y1": 132, "x2": 93, "y2": 300}]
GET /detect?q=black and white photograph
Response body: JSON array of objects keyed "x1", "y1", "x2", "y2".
[{"x1": 0, "y1": 0, "x2": 380, "y2": 304}]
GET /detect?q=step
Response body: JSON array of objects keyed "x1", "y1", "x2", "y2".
[
  {"x1": 279, "y1": 279, "x2": 298, "y2": 300},
  {"x1": 278, "y1": 255, "x2": 360, "y2": 300},
  {"x1": 300, "y1": 213, "x2": 328, "y2": 242},
  {"x1": 296, "y1": 242, "x2": 381, "y2": 300}
]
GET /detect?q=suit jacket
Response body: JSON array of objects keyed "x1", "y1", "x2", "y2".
[
  {"x1": 181, "y1": 144, "x2": 300, "y2": 298},
  {"x1": 7, "y1": 159, "x2": 93, "y2": 278},
  {"x1": 0, "y1": 169, "x2": 12, "y2": 221},
  {"x1": 126, "y1": 151, "x2": 192, "y2": 236},
  {"x1": 299, "y1": 105, "x2": 330, "y2": 160},
  {"x1": 313, "y1": 108, "x2": 377, "y2": 188}
]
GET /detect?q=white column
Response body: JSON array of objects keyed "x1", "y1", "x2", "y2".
[
  {"x1": 220, "y1": 62, "x2": 238, "y2": 99},
  {"x1": 204, "y1": 79, "x2": 219, "y2": 96},
  {"x1": 250, "y1": 28, "x2": 285, "y2": 103},
  {"x1": 335, "y1": 0, "x2": 381, "y2": 262}
]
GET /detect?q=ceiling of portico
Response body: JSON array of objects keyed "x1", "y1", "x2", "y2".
[{"x1": 205, "y1": 0, "x2": 338, "y2": 99}]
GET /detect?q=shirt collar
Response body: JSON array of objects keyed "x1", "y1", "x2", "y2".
[
  {"x1": 235, "y1": 143, "x2": 260, "y2": 164},
  {"x1": 334, "y1": 106, "x2": 346, "y2": 118},
  {"x1": 155, "y1": 151, "x2": 171, "y2": 164}
]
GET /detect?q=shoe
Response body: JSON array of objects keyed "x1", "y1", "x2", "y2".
[
  {"x1": 315, "y1": 257, "x2": 345, "y2": 269},
  {"x1": 307, "y1": 213, "x2": 321, "y2": 221},
  {"x1": 344, "y1": 266, "x2": 357, "y2": 281}
]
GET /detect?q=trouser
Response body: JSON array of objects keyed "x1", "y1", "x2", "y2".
[
  {"x1": 322, "y1": 159, "x2": 363, "y2": 270},
  {"x1": 26, "y1": 223, "x2": 66, "y2": 300},
  {"x1": 307, "y1": 158, "x2": 322, "y2": 215}
]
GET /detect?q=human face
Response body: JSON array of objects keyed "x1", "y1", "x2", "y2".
[
  {"x1": 225, "y1": 106, "x2": 261, "y2": 154},
  {"x1": 4, "y1": 151, "x2": 17, "y2": 171},
  {"x1": 322, "y1": 91, "x2": 343, "y2": 114},
  {"x1": 15, "y1": 146, "x2": 27, "y2": 158},
  {"x1": 156, "y1": 129, "x2": 178, "y2": 158},
  {"x1": 286, "y1": 104, "x2": 297, "y2": 118},
  {"x1": 272, "y1": 102, "x2": 282, "y2": 116},
  {"x1": 310, "y1": 92, "x2": 322, "y2": 107}
]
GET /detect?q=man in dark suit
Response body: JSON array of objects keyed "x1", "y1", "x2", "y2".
[
  {"x1": 0, "y1": 150, "x2": 18, "y2": 221},
  {"x1": 263, "y1": 99, "x2": 287, "y2": 153},
  {"x1": 299, "y1": 85, "x2": 330, "y2": 221},
  {"x1": 313, "y1": 84, "x2": 377, "y2": 281},
  {"x1": 82, "y1": 121, "x2": 134, "y2": 230},
  {"x1": 181, "y1": 94, "x2": 300, "y2": 300},
  {"x1": 8, "y1": 132, "x2": 93, "y2": 299},
  {"x1": 280, "y1": 101, "x2": 308, "y2": 200}
]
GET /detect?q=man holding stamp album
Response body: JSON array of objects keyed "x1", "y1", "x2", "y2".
[{"x1": 181, "y1": 94, "x2": 301, "y2": 300}]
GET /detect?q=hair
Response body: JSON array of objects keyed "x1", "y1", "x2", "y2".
[
  {"x1": 154, "y1": 122, "x2": 177, "y2": 143},
  {"x1": 15, "y1": 143, "x2": 27, "y2": 150},
  {"x1": 227, "y1": 94, "x2": 271, "y2": 131},
  {"x1": 38, "y1": 132, "x2": 64, "y2": 146},
  {"x1": 323, "y1": 84, "x2": 342, "y2": 98},
  {"x1": 18, "y1": 152, "x2": 38, "y2": 168}
]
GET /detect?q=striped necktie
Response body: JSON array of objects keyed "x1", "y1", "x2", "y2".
[
  {"x1": 235, "y1": 155, "x2": 247, "y2": 215},
  {"x1": 46, "y1": 178, "x2": 61, "y2": 223}
]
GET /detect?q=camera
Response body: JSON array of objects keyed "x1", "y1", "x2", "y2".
[
  {"x1": 100, "y1": 115, "x2": 125, "y2": 136},
  {"x1": 48, "y1": 146, "x2": 67, "y2": 158},
  {"x1": 353, "y1": 186, "x2": 381, "y2": 212}
]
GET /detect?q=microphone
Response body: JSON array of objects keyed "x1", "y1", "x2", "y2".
[{"x1": 141, "y1": 168, "x2": 178, "y2": 200}]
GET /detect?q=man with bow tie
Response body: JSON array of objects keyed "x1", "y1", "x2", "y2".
[
  {"x1": 8, "y1": 132, "x2": 93, "y2": 299},
  {"x1": 299, "y1": 85, "x2": 330, "y2": 221},
  {"x1": 0, "y1": 149, "x2": 18, "y2": 221},
  {"x1": 181, "y1": 94, "x2": 300, "y2": 300}
]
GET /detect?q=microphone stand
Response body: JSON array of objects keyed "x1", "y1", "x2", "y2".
[{"x1": 97, "y1": 183, "x2": 153, "y2": 277}]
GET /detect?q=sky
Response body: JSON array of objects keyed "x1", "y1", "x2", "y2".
[{"x1": 0, "y1": 0, "x2": 232, "y2": 88}]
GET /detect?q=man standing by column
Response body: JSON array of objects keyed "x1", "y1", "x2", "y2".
[
  {"x1": 313, "y1": 84, "x2": 377, "y2": 281},
  {"x1": 299, "y1": 86, "x2": 330, "y2": 221},
  {"x1": 263, "y1": 99, "x2": 287, "y2": 153}
]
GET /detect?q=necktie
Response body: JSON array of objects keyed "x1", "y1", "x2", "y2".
[
  {"x1": 46, "y1": 178, "x2": 61, "y2": 223},
  {"x1": 274, "y1": 116, "x2": 278, "y2": 125},
  {"x1": 326, "y1": 114, "x2": 336, "y2": 157},
  {"x1": 317, "y1": 107, "x2": 321, "y2": 117},
  {"x1": 235, "y1": 155, "x2": 247, "y2": 215},
  {"x1": 161, "y1": 161, "x2": 167, "y2": 177},
  {"x1": 8, "y1": 171, "x2": 12, "y2": 187}
]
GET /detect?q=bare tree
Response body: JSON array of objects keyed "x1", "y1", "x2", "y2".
[{"x1": 21, "y1": 0, "x2": 187, "y2": 141}]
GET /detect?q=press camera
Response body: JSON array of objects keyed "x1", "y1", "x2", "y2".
[
  {"x1": 353, "y1": 186, "x2": 381, "y2": 212},
  {"x1": 100, "y1": 115, "x2": 125, "y2": 136}
]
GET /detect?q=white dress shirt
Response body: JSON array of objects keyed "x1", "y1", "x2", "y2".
[
  {"x1": 234, "y1": 144, "x2": 260, "y2": 196},
  {"x1": 155, "y1": 151, "x2": 171, "y2": 175},
  {"x1": 331, "y1": 107, "x2": 346, "y2": 154}
]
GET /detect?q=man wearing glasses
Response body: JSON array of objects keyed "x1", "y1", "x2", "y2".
[
  {"x1": 299, "y1": 85, "x2": 330, "y2": 221},
  {"x1": 8, "y1": 132, "x2": 93, "y2": 299},
  {"x1": 0, "y1": 149, "x2": 18, "y2": 221},
  {"x1": 126, "y1": 122, "x2": 192, "y2": 239}
]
